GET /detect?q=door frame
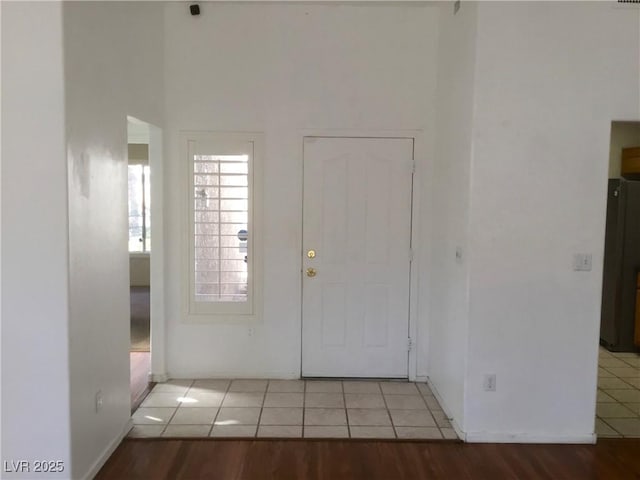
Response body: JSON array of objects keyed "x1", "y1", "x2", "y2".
[
  {"x1": 298, "y1": 129, "x2": 426, "y2": 381},
  {"x1": 147, "y1": 122, "x2": 169, "y2": 382}
]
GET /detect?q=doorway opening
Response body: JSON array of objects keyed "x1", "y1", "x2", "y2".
[
  {"x1": 596, "y1": 120, "x2": 640, "y2": 438},
  {"x1": 127, "y1": 117, "x2": 157, "y2": 411}
]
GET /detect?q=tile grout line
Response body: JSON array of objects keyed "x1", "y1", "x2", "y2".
[
  {"x1": 597, "y1": 350, "x2": 640, "y2": 438},
  {"x1": 596, "y1": 386, "x2": 628, "y2": 438},
  {"x1": 168, "y1": 380, "x2": 189, "y2": 436},
  {"x1": 255, "y1": 381, "x2": 266, "y2": 438},
  {"x1": 599, "y1": 416, "x2": 628, "y2": 438},
  {"x1": 417, "y1": 384, "x2": 443, "y2": 439},
  {"x1": 341, "y1": 381, "x2": 351, "y2": 438},
  {"x1": 302, "y1": 380, "x2": 307, "y2": 439},
  {"x1": 379, "y1": 382, "x2": 398, "y2": 439},
  {"x1": 597, "y1": 382, "x2": 634, "y2": 437},
  {"x1": 208, "y1": 379, "x2": 232, "y2": 437},
  {"x1": 163, "y1": 380, "x2": 194, "y2": 436},
  {"x1": 611, "y1": 351, "x2": 640, "y2": 369}
]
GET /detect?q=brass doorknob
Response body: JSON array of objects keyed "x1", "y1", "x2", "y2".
[{"x1": 306, "y1": 268, "x2": 317, "y2": 277}]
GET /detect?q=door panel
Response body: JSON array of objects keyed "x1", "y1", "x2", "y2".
[{"x1": 302, "y1": 137, "x2": 414, "y2": 378}]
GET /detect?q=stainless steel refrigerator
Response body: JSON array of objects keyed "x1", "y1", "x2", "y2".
[{"x1": 600, "y1": 178, "x2": 640, "y2": 352}]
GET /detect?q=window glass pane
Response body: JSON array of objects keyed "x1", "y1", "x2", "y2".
[
  {"x1": 219, "y1": 175, "x2": 247, "y2": 187},
  {"x1": 144, "y1": 165, "x2": 151, "y2": 252},
  {"x1": 220, "y1": 163, "x2": 248, "y2": 175},
  {"x1": 195, "y1": 211, "x2": 219, "y2": 223},
  {"x1": 128, "y1": 165, "x2": 143, "y2": 252},
  {"x1": 194, "y1": 174, "x2": 219, "y2": 186},
  {"x1": 128, "y1": 164, "x2": 151, "y2": 253},
  {"x1": 220, "y1": 199, "x2": 248, "y2": 211},
  {"x1": 220, "y1": 211, "x2": 248, "y2": 223},
  {"x1": 193, "y1": 154, "x2": 249, "y2": 303},
  {"x1": 195, "y1": 223, "x2": 219, "y2": 235},
  {"x1": 220, "y1": 187, "x2": 248, "y2": 199}
]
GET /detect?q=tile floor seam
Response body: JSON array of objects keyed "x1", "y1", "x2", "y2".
[
  {"x1": 340, "y1": 380, "x2": 351, "y2": 438},
  {"x1": 255, "y1": 382, "x2": 266, "y2": 438},
  {"x1": 599, "y1": 416, "x2": 630, "y2": 438},
  {"x1": 207, "y1": 379, "x2": 232, "y2": 436},
  {"x1": 379, "y1": 384, "x2": 398, "y2": 438},
  {"x1": 417, "y1": 387, "x2": 442, "y2": 432},
  {"x1": 161, "y1": 406, "x2": 180, "y2": 435},
  {"x1": 301, "y1": 379, "x2": 307, "y2": 438}
]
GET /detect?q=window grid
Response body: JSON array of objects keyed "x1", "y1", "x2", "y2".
[{"x1": 193, "y1": 155, "x2": 249, "y2": 303}]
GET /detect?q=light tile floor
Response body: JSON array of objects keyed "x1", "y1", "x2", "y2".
[
  {"x1": 128, "y1": 379, "x2": 458, "y2": 440},
  {"x1": 595, "y1": 347, "x2": 640, "y2": 438}
]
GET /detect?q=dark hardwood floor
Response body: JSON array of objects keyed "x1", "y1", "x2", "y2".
[{"x1": 97, "y1": 438, "x2": 640, "y2": 479}]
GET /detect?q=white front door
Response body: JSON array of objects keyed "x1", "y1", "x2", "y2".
[{"x1": 301, "y1": 137, "x2": 414, "y2": 378}]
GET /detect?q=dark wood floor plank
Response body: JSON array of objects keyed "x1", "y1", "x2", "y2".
[
  {"x1": 596, "y1": 439, "x2": 640, "y2": 478},
  {"x1": 96, "y1": 438, "x2": 640, "y2": 480}
]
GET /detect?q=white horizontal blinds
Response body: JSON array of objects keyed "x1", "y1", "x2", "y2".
[{"x1": 193, "y1": 154, "x2": 249, "y2": 303}]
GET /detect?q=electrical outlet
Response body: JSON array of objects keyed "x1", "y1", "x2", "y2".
[
  {"x1": 573, "y1": 253, "x2": 592, "y2": 272},
  {"x1": 248, "y1": 327, "x2": 254, "y2": 337},
  {"x1": 483, "y1": 374, "x2": 496, "y2": 392},
  {"x1": 455, "y1": 246, "x2": 463, "y2": 263},
  {"x1": 95, "y1": 390, "x2": 103, "y2": 412}
]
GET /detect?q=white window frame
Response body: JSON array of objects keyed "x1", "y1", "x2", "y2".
[{"x1": 182, "y1": 132, "x2": 263, "y2": 321}]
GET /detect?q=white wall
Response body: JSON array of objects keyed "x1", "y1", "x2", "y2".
[
  {"x1": 464, "y1": 2, "x2": 640, "y2": 442},
  {"x1": 426, "y1": 1, "x2": 478, "y2": 431},
  {"x1": 63, "y1": 2, "x2": 163, "y2": 477},
  {"x1": 163, "y1": 3, "x2": 438, "y2": 378},
  {"x1": 1, "y1": 2, "x2": 72, "y2": 477},
  {"x1": 609, "y1": 121, "x2": 640, "y2": 178}
]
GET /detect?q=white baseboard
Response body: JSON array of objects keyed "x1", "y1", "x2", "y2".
[
  {"x1": 81, "y1": 418, "x2": 133, "y2": 480},
  {"x1": 465, "y1": 432, "x2": 597, "y2": 444},
  {"x1": 167, "y1": 371, "x2": 301, "y2": 380},
  {"x1": 150, "y1": 372, "x2": 169, "y2": 383},
  {"x1": 424, "y1": 378, "x2": 596, "y2": 444}
]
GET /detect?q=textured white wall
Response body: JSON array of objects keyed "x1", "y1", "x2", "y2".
[
  {"x1": 464, "y1": 2, "x2": 640, "y2": 442},
  {"x1": 426, "y1": 1, "x2": 478, "y2": 432},
  {"x1": 162, "y1": 3, "x2": 438, "y2": 378},
  {"x1": 63, "y1": 2, "x2": 164, "y2": 477},
  {"x1": 1, "y1": 2, "x2": 72, "y2": 477}
]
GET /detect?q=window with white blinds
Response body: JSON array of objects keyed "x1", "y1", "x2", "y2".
[{"x1": 186, "y1": 133, "x2": 262, "y2": 318}]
